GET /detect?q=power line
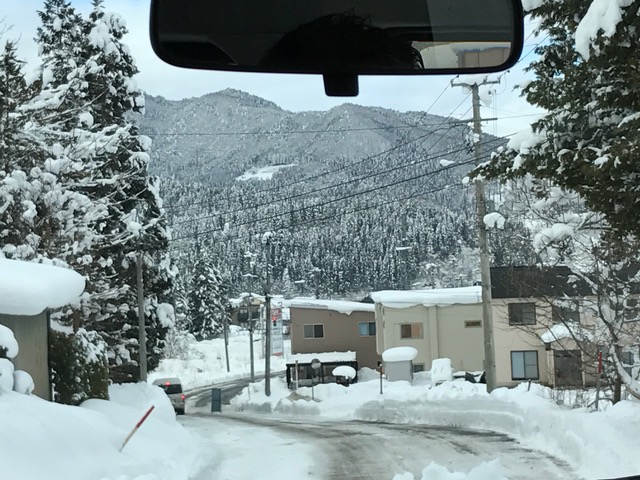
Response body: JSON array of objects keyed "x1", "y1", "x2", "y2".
[
  {"x1": 169, "y1": 125, "x2": 479, "y2": 227},
  {"x1": 164, "y1": 84, "x2": 462, "y2": 214},
  {"x1": 169, "y1": 127, "x2": 520, "y2": 244},
  {"x1": 169, "y1": 151, "x2": 495, "y2": 243}
]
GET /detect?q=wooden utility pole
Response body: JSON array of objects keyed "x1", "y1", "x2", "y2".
[
  {"x1": 136, "y1": 244, "x2": 147, "y2": 382},
  {"x1": 264, "y1": 235, "x2": 272, "y2": 396},
  {"x1": 451, "y1": 77, "x2": 499, "y2": 392}
]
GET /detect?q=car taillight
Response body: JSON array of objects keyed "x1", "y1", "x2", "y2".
[{"x1": 181, "y1": 394, "x2": 185, "y2": 400}]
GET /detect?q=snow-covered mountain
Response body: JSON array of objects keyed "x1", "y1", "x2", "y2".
[{"x1": 138, "y1": 89, "x2": 532, "y2": 296}]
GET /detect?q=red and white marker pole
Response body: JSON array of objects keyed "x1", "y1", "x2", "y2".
[{"x1": 119, "y1": 405, "x2": 155, "y2": 452}]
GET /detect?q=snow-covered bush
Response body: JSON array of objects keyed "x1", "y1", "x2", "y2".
[
  {"x1": 0, "y1": 324, "x2": 35, "y2": 395},
  {"x1": 50, "y1": 329, "x2": 109, "y2": 405}
]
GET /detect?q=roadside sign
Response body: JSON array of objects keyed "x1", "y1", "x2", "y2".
[{"x1": 271, "y1": 307, "x2": 284, "y2": 356}]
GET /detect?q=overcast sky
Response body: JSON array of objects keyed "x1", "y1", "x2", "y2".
[{"x1": 3, "y1": 0, "x2": 545, "y2": 137}]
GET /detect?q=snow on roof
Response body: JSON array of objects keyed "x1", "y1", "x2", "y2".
[
  {"x1": 287, "y1": 351, "x2": 356, "y2": 364},
  {"x1": 540, "y1": 323, "x2": 594, "y2": 344},
  {"x1": 0, "y1": 258, "x2": 85, "y2": 316},
  {"x1": 229, "y1": 292, "x2": 265, "y2": 308},
  {"x1": 371, "y1": 286, "x2": 482, "y2": 309},
  {"x1": 382, "y1": 346, "x2": 418, "y2": 362},
  {"x1": 287, "y1": 298, "x2": 375, "y2": 315},
  {"x1": 332, "y1": 365, "x2": 357, "y2": 379}
]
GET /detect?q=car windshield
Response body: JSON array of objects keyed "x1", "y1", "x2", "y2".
[{"x1": 1, "y1": 1, "x2": 639, "y2": 480}]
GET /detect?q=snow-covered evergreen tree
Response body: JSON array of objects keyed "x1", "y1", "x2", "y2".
[
  {"x1": 188, "y1": 259, "x2": 228, "y2": 340},
  {"x1": 475, "y1": 0, "x2": 640, "y2": 237}
]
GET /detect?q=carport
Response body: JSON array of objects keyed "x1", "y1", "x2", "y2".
[{"x1": 285, "y1": 351, "x2": 358, "y2": 388}]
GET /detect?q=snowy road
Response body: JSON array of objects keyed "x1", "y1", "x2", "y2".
[{"x1": 180, "y1": 412, "x2": 580, "y2": 480}]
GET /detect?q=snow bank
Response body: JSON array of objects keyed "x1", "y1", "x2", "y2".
[
  {"x1": 382, "y1": 346, "x2": 418, "y2": 362},
  {"x1": 371, "y1": 286, "x2": 481, "y2": 309},
  {"x1": 0, "y1": 383, "x2": 202, "y2": 480},
  {"x1": 394, "y1": 459, "x2": 508, "y2": 480},
  {"x1": 288, "y1": 298, "x2": 375, "y2": 314},
  {"x1": 0, "y1": 258, "x2": 85, "y2": 316}
]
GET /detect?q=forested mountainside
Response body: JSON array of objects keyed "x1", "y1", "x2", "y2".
[{"x1": 140, "y1": 89, "x2": 535, "y2": 297}]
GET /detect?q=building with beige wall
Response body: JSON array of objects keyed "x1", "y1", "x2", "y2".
[
  {"x1": 491, "y1": 266, "x2": 600, "y2": 388},
  {"x1": 371, "y1": 287, "x2": 484, "y2": 373},
  {"x1": 288, "y1": 299, "x2": 378, "y2": 369}
]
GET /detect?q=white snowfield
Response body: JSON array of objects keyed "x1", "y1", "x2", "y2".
[
  {"x1": 0, "y1": 258, "x2": 85, "y2": 316},
  {"x1": 371, "y1": 286, "x2": 482, "y2": 309},
  {"x1": 235, "y1": 164, "x2": 296, "y2": 181}
]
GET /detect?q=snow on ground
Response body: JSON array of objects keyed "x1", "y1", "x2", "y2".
[
  {"x1": 150, "y1": 327, "x2": 290, "y2": 390},
  {"x1": 230, "y1": 373, "x2": 640, "y2": 479},
  {"x1": 235, "y1": 164, "x2": 296, "y2": 181},
  {"x1": 0, "y1": 382, "x2": 202, "y2": 480},
  {"x1": 393, "y1": 460, "x2": 508, "y2": 480}
]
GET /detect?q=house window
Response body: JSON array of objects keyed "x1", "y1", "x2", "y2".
[
  {"x1": 303, "y1": 324, "x2": 324, "y2": 339},
  {"x1": 412, "y1": 363, "x2": 425, "y2": 373},
  {"x1": 552, "y1": 305, "x2": 580, "y2": 323},
  {"x1": 511, "y1": 351, "x2": 539, "y2": 380},
  {"x1": 358, "y1": 322, "x2": 376, "y2": 336},
  {"x1": 465, "y1": 320, "x2": 482, "y2": 328},
  {"x1": 400, "y1": 323, "x2": 423, "y2": 339},
  {"x1": 508, "y1": 303, "x2": 536, "y2": 325}
]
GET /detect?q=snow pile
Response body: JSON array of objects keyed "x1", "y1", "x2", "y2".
[
  {"x1": 288, "y1": 298, "x2": 375, "y2": 314},
  {"x1": 0, "y1": 258, "x2": 85, "y2": 316},
  {"x1": 393, "y1": 459, "x2": 508, "y2": 480},
  {"x1": 150, "y1": 327, "x2": 290, "y2": 389},
  {"x1": 430, "y1": 358, "x2": 454, "y2": 385},
  {"x1": 382, "y1": 346, "x2": 418, "y2": 362},
  {"x1": 0, "y1": 383, "x2": 202, "y2": 480},
  {"x1": 371, "y1": 287, "x2": 481, "y2": 309}
]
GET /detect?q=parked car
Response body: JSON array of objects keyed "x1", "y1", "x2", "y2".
[{"x1": 152, "y1": 377, "x2": 186, "y2": 415}]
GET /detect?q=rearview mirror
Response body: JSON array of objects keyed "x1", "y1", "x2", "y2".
[{"x1": 150, "y1": 0, "x2": 524, "y2": 96}]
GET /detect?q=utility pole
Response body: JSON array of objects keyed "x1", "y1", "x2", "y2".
[
  {"x1": 135, "y1": 210, "x2": 147, "y2": 382},
  {"x1": 223, "y1": 309, "x2": 230, "y2": 373},
  {"x1": 264, "y1": 234, "x2": 272, "y2": 396},
  {"x1": 451, "y1": 77, "x2": 499, "y2": 393}
]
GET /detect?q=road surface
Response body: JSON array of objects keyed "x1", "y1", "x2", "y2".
[
  {"x1": 180, "y1": 411, "x2": 581, "y2": 480},
  {"x1": 189, "y1": 373, "x2": 286, "y2": 409}
]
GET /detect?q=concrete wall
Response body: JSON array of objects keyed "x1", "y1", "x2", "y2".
[
  {"x1": 376, "y1": 303, "x2": 484, "y2": 372},
  {"x1": 290, "y1": 307, "x2": 379, "y2": 368},
  {"x1": 0, "y1": 312, "x2": 51, "y2": 400}
]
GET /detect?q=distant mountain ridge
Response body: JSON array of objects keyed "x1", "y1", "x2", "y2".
[
  {"x1": 140, "y1": 88, "x2": 465, "y2": 184},
  {"x1": 137, "y1": 89, "x2": 531, "y2": 296}
]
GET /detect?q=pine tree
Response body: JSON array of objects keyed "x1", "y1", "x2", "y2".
[
  {"x1": 188, "y1": 259, "x2": 227, "y2": 340},
  {"x1": 475, "y1": 0, "x2": 640, "y2": 237},
  {"x1": 75, "y1": 0, "x2": 175, "y2": 381}
]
